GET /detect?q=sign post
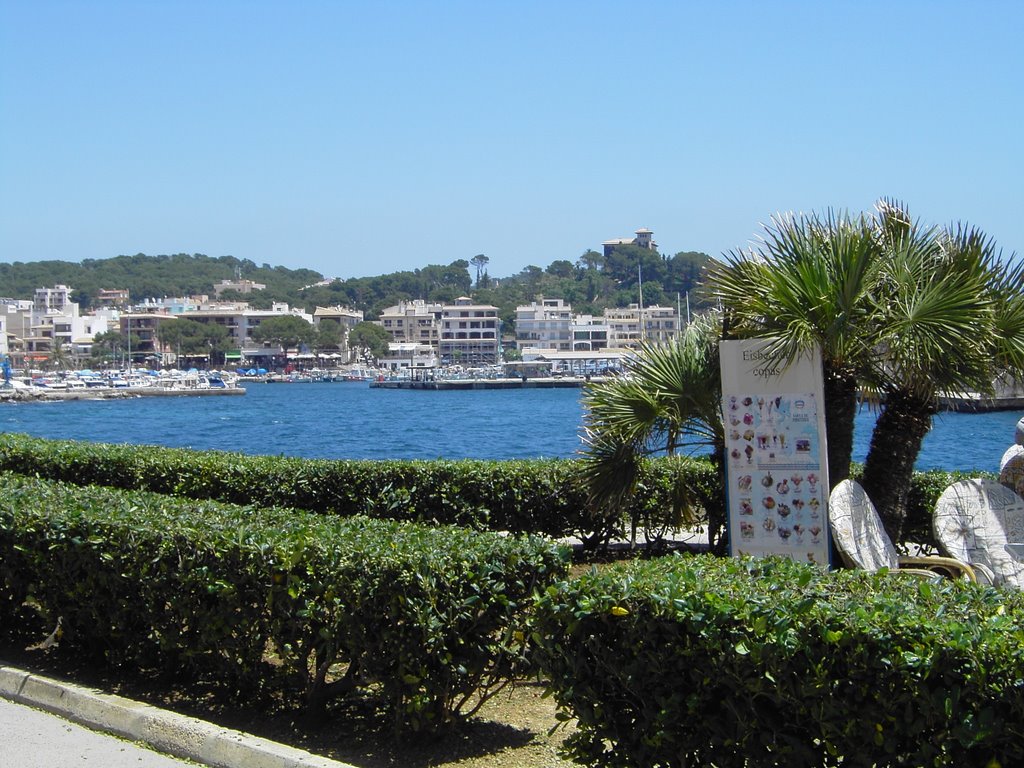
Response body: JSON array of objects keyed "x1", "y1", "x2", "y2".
[{"x1": 719, "y1": 339, "x2": 831, "y2": 566}]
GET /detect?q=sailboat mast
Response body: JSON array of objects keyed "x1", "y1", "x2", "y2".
[{"x1": 638, "y1": 264, "x2": 645, "y2": 343}]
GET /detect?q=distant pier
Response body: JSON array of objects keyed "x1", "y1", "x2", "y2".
[{"x1": 937, "y1": 394, "x2": 1024, "y2": 413}]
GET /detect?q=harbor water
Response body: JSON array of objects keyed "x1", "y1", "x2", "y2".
[{"x1": 0, "y1": 381, "x2": 1019, "y2": 472}]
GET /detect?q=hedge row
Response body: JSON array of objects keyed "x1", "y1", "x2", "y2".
[
  {"x1": 0, "y1": 434, "x2": 990, "y2": 550},
  {"x1": 0, "y1": 433, "x2": 723, "y2": 546},
  {"x1": 0, "y1": 472, "x2": 569, "y2": 732},
  {"x1": 531, "y1": 555, "x2": 1024, "y2": 768}
]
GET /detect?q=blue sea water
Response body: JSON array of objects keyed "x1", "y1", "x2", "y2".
[{"x1": 0, "y1": 382, "x2": 1020, "y2": 472}]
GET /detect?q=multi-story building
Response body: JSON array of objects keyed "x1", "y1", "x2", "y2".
[
  {"x1": 378, "y1": 300, "x2": 443, "y2": 347},
  {"x1": 313, "y1": 305, "x2": 364, "y2": 360},
  {"x1": 22, "y1": 285, "x2": 110, "y2": 367},
  {"x1": 33, "y1": 284, "x2": 74, "y2": 313},
  {"x1": 96, "y1": 288, "x2": 130, "y2": 308},
  {"x1": 0, "y1": 300, "x2": 32, "y2": 364},
  {"x1": 439, "y1": 297, "x2": 501, "y2": 365},
  {"x1": 515, "y1": 297, "x2": 573, "y2": 353},
  {"x1": 604, "y1": 304, "x2": 679, "y2": 349},
  {"x1": 121, "y1": 312, "x2": 176, "y2": 365},
  {"x1": 174, "y1": 302, "x2": 314, "y2": 366},
  {"x1": 571, "y1": 315, "x2": 611, "y2": 352},
  {"x1": 602, "y1": 228, "x2": 657, "y2": 258}
]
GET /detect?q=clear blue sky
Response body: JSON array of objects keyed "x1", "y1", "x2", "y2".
[{"x1": 1, "y1": 1, "x2": 1021, "y2": 281}]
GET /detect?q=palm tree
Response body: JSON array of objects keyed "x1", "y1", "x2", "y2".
[
  {"x1": 861, "y1": 201, "x2": 1024, "y2": 540},
  {"x1": 580, "y1": 311, "x2": 725, "y2": 549},
  {"x1": 48, "y1": 342, "x2": 71, "y2": 372},
  {"x1": 705, "y1": 210, "x2": 881, "y2": 489}
]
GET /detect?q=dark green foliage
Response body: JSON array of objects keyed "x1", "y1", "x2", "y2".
[
  {"x1": 0, "y1": 473, "x2": 568, "y2": 731},
  {"x1": 0, "y1": 249, "x2": 713, "y2": 334},
  {"x1": 531, "y1": 555, "x2": 1024, "y2": 768},
  {"x1": 0, "y1": 253, "x2": 321, "y2": 306},
  {"x1": 0, "y1": 434, "x2": 720, "y2": 546}
]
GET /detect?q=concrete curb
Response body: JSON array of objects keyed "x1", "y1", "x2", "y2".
[{"x1": 0, "y1": 662, "x2": 356, "y2": 768}]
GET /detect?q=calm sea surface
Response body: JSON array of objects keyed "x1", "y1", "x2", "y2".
[{"x1": 0, "y1": 382, "x2": 1020, "y2": 472}]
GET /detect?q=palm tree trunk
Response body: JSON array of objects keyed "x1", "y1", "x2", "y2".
[
  {"x1": 822, "y1": 365, "x2": 859, "y2": 490},
  {"x1": 860, "y1": 389, "x2": 934, "y2": 544}
]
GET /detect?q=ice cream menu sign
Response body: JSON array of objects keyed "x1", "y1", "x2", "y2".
[{"x1": 719, "y1": 340, "x2": 832, "y2": 566}]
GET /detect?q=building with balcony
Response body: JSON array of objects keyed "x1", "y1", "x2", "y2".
[
  {"x1": 378, "y1": 300, "x2": 444, "y2": 347},
  {"x1": 177, "y1": 302, "x2": 314, "y2": 366},
  {"x1": 96, "y1": 288, "x2": 130, "y2": 308},
  {"x1": 604, "y1": 304, "x2": 679, "y2": 349},
  {"x1": 571, "y1": 315, "x2": 611, "y2": 352},
  {"x1": 33, "y1": 285, "x2": 73, "y2": 313},
  {"x1": 515, "y1": 297, "x2": 573, "y2": 353},
  {"x1": 439, "y1": 297, "x2": 501, "y2": 365},
  {"x1": 313, "y1": 305, "x2": 364, "y2": 360}
]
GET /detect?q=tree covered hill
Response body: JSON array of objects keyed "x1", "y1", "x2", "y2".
[{"x1": 0, "y1": 247, "x2": 715, "y2": 328}]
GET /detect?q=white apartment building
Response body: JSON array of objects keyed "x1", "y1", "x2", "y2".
[
  {"x1": 176, "y1": 302, "x2": 314, "y2": 364},
  {"x1": 33, "y1": 284, "x2": 74, "y2": 313},
  {"x1": 378, "y1": 300, "x2": 443, "y2": 346},
  {"x1": 439, "y1": 297, "x2": 501, "y2": 365},
  {"x1": 571, "y1": 315, "x2": 611, "y2": 352},
  {"x1": 604, "y1": 304, "x2": 679, "y2": 348},
  {"x1": 515, "y1": 297, "x2": 573, "y2": 353},
  {"x1": 24, "y1": 286, "x2": 109, "y2": 366}
]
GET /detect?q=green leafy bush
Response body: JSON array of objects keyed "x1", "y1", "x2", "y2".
[
  {"x1": 0, "y1": 433, "x2": 719, "y2": 545},
  {"x1": 532, "y1": 555, "x2": 1024, "y2": 768},
  {"x1": 0, "y1": 472, "x2": 569, "y2": 731}
]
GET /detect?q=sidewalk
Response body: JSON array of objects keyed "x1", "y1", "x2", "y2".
[
  {"x1": 0, "y1": 663, "x2": 355, "y2": 768},
  {"x1": 0, "y1": 697, "x2": 195, "y2": 768}
]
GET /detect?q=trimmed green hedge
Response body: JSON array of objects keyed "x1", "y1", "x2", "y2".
[
  {"x1": 0, "y1": 433, "x2": 722, "y2": 546},
  {"x1": 0, "y1": 472, "x2": 569, "y2": 732},
  {"x1": 0, "y1": 434, "x2": 987, "y2": 549},
  {"x1": 531, "y1": 555, "x2": 1024, "y2": 768}
]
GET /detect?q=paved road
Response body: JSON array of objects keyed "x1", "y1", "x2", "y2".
[{"x1": 0, "y1": 697, "x2": 196, "y2": 768}]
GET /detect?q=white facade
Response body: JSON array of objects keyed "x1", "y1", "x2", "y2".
[
  {"x1": 181, "y1": 304, "x2": 314, "y2": 353},
  {"x1": 33, "y1": 284, "x2": 73, "y2": 313},
  {"x1": 571, "y1": 315, "x2": 611, "y2": 352},
  {"x1": 604, "y1": 304, "x2": 679, "y2": 349},
  {"x1": 382, "y1": 342, "x2": 439, "y2": 371},
  {"x1": 439, "y1": 297, "x2": 501, "y2": 364},
  {"x1": 134, "y1": 296, "x2": 206, "y2": 314},
  {"x1": 515, "y1": 297, "x2": 573, "y2": 352}
]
